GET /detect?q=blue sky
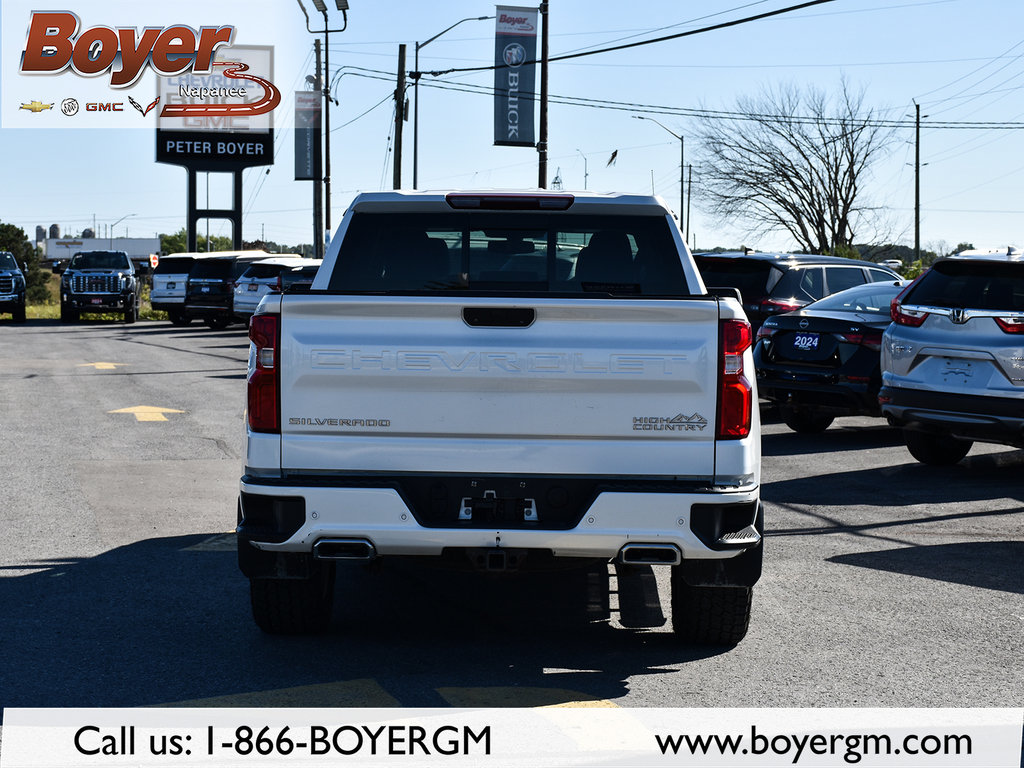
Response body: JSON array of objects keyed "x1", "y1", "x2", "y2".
[{"x1": 1, "y1": 0, "x2": 1022, "y2": 254}]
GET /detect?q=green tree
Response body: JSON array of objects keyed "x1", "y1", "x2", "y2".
[
  {"x1": 159, "y1": 228, "x2": 236, "y2": 254},
  {"x1": 0, "y1": 221, "x2": 49, "y2": 303}
]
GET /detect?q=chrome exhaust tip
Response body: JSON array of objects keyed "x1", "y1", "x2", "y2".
[
  {"x1": 313, "y1": 538, "x2": 377, "y2": 561},
  {"x1": 618, "y1": 543, "x2": 682, "y2": 566}
]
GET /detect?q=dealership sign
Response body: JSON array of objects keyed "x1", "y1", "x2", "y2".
[
  {"x1": 493, "y1": 6, "x2": 537, "y2": 148},
  {"x1": 156, "y1": 45, "x2": 275, "y2": 170}
]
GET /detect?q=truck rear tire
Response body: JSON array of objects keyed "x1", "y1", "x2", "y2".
[
  {"x1": 249, "y1": 562, "x2": 335, "y2": 635},
  {"x1": 671, "y1": 569, "x2": 752, "y2": 646},
  {"x1": 903, "y1": 429, "x2": 972, "y2": 466},
  {"x1": 124, "y1": 301, "x2": 137, "y2": 324},
  {"x1": 60, "y1": 305, "x2": 78, "y2": 323},
  {"x1": 13, "y1": 304, "x2": 26, "y2": 323},
  {"x1": 168, "y1": 311, "x2": 191, "y2": 327}
]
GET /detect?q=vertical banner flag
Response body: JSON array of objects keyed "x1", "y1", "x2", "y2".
[
  {"x1": 493, "y1": 5, "x2": 538, "y2": 147},
  {"x1": 294, "y1": 91, "x2": 322, "y2": 181}
]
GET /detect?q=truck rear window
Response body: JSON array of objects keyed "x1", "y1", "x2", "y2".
[
  {"x1": 694, "y1": 258, "x2": 781, "y2": 303},
  {"x1": 328, "y1": 213, "x2": 688, "y2": 296},
  {"x1": 154, "y1": 257, "x2": 195, "y2": 275},
  {"x1": 190, "y1": 259, "x2": 234, "y2": 279}
]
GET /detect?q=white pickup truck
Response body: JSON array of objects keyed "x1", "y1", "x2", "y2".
[{"x1": 238, "y1": 191, "x2": 762, "y2": 645}]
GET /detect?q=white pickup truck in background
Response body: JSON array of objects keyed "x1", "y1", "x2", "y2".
[{"x1": 238, "y1": 191, "x2": 762, "y2": 645}]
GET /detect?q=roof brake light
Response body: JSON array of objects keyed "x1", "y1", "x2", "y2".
[{"x1": 445, "y1": 193, "x2": 575, "y2": 211}]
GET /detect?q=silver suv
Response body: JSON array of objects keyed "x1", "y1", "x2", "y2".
[{"x1": 880, "y1": 253, "x2": 1024, "y2": 465}]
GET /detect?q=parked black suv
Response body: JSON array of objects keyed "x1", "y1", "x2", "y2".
[
  {"x1": 60, "y1": 250, "x2": 140, "y2": 323},
  {"x1": 694, "y1": 252, "x2": 900, "y2": 332},
  {"x1": 183, "y1": 252, "x2": 269, "y2": 329},
  {"x1": 0, "y1": 251, "x2": 27, "y2": 323}
]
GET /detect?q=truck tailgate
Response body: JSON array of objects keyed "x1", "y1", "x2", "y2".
[{"x1": 278, "y1": 295, "x2": 720, "y2": 478}]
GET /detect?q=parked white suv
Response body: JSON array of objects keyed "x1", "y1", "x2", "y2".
[
  {"x1": 880, "y1": 252, "x2": 1024, "y2": 465},
  {"x1": 232, "y1": 257, "x2": 320, "y2": 321}
]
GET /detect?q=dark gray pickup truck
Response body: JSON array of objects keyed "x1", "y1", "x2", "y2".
[{"x1": 60, "y1": 250, "x2": 140, "y2": 323}]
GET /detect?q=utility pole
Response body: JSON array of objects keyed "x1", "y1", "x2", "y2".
[
  {"x1": 678, "y1": 135, "x2": 684, "y2": 232},
  {"x1": 914, "y1": 101, "x2": 921, "y2": 262},
  {"x1": 394, "y1": 44, "x2": 406, "y2": 190},
  {"x1": 537, "y1": 1, "x2": 549, "y2": 189},
  {"x1": 323, "y1": 24, "x2": 331, "y2": 239},
  {"x1": 686, "y1": 164, "x2": 692, "y2": 244},
  {"x1": 313, "y1": 39, "x2": 324, "y2": 259}
]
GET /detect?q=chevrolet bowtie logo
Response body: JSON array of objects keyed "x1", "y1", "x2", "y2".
[{"x1": 20, "y1": 100, "x2": 53, "y2": 112}]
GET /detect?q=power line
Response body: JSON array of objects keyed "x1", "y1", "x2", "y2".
[
  {"x1": 553, "y1": 0, "x2": 775, "y2": 58},
  {"x1": 420, "y1": 0, "x2": 838, "y2": 77},
  {"x1": 347, "y1": 69, "x2": 1024, "y2": 130}
]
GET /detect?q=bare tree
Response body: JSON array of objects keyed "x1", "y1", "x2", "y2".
[{"x1": 694, "y1": 80, "x2": 897, "y2": 255}]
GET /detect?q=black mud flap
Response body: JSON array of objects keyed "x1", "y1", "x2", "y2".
[{"x1": 614, "y1": 563, "x2": 666, "y2": 628}]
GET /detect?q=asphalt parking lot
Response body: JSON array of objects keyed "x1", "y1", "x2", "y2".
[{"x1": 0, "y1": 318, "x2": 1021, "y2": 712}]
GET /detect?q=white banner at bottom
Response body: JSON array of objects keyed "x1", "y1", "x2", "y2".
[{"x1": 1, "y1": 708, "x2": 1021, "y2": 768}]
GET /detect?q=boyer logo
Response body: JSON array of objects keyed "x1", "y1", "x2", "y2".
[
  {"x1": 19, "y1": 11, "x2": 280, "y2": 118},
  {"x1": 497, "y1": 13, "x2": 535, "y2": 33}
]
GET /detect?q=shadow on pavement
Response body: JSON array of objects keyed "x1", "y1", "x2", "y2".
[
  {"x1": 0, "y1": 535, "x2": 719, "y2": 717},
  {"x1": 829, "y1": 541, "x2": 1024, "y2": 594},
  {"x1": 764, "y1": 450, "x2": 1024, "y2": 510}
]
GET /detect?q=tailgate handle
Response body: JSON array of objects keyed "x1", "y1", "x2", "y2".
[{"x1": 462, "y1": 307, "x2": 535, "y2": 328}]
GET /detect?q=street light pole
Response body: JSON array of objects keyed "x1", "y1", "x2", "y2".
[
  {"x1": 576, "y1": 149, "x2": 588, "y2": 190},
  {"x1": 297, "y1": 0, "x2": 348, "y2": 246},
  {"x1": 633, "y1": 115, "x2": 685, "y2": 233},
  {"x1": 412, "y1": 15, "x2": 492, "y2": 190},
  {"x1": 109, "y1": 214, "x2": 135, "y2": 248}
]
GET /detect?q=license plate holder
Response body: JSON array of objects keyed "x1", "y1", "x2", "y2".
[
  {"x1": 792, "y1": 332, "x2": 819, "y2": 351},
  {"x1": 459, "y1": 491, "x2": 538, "y2": 523}
]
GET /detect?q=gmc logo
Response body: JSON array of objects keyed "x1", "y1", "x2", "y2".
[{"x1": 86, "y1": 102, "x2": 123, "y2": 111}]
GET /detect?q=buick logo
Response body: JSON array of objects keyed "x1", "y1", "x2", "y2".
[
  {"x1": 60, "y1": 97, "x2": 79, "y2": 116},
  {"x1": 949, "y1": 308, "x2": 968, "y2": 324},
  {"x1": 503, "y1": 43, "x2": 527, "y2": 67}
]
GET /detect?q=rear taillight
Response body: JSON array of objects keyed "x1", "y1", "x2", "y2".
[
  {"x1": 248, "y1": 314, "x2": 280, "y2": 433},
  {"x1": 837, "y1": 329, "x2": 884, "y2": 350},
  {"x1": 890, "y1": 273, "x2": 928, "y2": 326},
  {"x1": 275, "y1": 276, "x2": 283, "y2": 292},
  {"x1": 718, "y1": 319, "x2": 753, "y2": 440},
  {"x1": 755, "y1": 323, "x2": 777, "y2": 342},
  {"x1": 761, "y1": 297, "x2": 803, "y2": 315},
  {"x1": 891, "y1": 300, "x2": 927, "y2": 327},
  {"x1": 995, "y1": 317, "x2": 1024, "y2": 334}
]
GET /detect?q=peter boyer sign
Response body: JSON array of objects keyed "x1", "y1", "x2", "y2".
[
  {"x1": 5, "y1": 5, "x2": 279, "y2": 148},
  {"x1": 156, "y1": 45, "x2": 276, "y2": 170}
]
